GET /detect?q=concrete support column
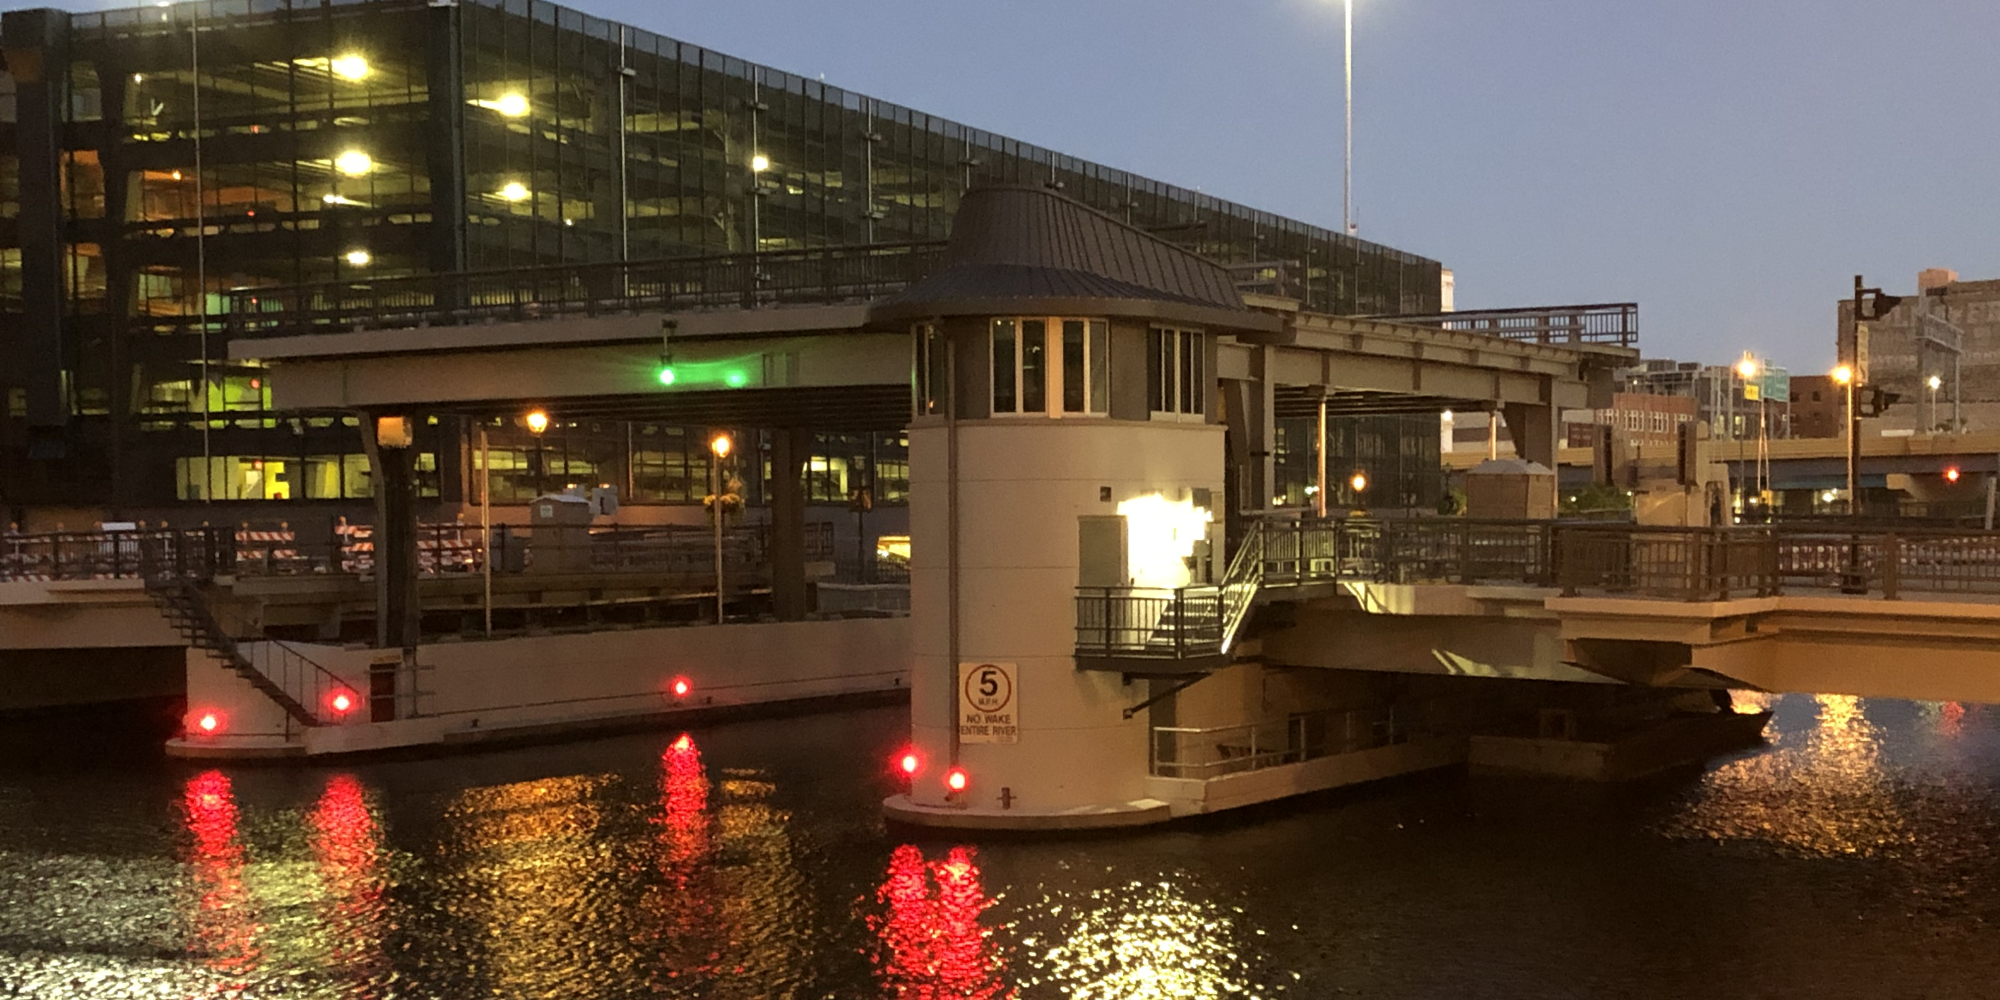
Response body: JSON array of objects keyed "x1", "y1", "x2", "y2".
[
  {"x1": 768, "y1": 427, "x2": 812, "y2": 621},
  {"x1": 1222, "y1": 367, "x2": 1275, "y2": 540},
  {"x1": 363, "y1": 416, "x2": 422, "y2": 650},
  {"x1": 1503, "y1": 401, "x2": 1560, "y2": 469}
]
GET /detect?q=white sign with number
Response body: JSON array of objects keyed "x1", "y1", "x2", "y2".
[{"x1": 957, "y1": 662, "x2": 1019, "y2": 744}]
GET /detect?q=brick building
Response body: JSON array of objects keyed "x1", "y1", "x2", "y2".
[{"x1": 1839, "y1": 269, "x2": 2000, "y2": 434}]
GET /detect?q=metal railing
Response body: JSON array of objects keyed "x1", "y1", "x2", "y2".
[
  {"x1": 1556, "y1": 527, "x2": 1781, "y2": 601},
  {"x1": 1076, "y1": 585, "x2": 1226, "y2": 660},
  {"x1": 1, "y1": 528, "x2": 236, "y2": 582},
  {"x1": 1077, "y1": 518, "x2": 2000, "y2": 661},
  {"x1": 1151, "y1": 703, "x2": 1445, "y2": 779},
  {"x1": 224, "y1": 241, "x2": 948, "y2": 339},
  {"x1": 1380, "y1": 302, "x2": 1639, "y2": 349}
]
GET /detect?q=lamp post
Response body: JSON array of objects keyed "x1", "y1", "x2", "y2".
[
  {"x1": 1343, "y1": 0, "x2": 1355, "y2": 236},
  {"x1": 1927, "y1": 374, "x2": 1942, "y2": 433},
  {"x1": 1736, "y1": 354, "x2": 1765, "y2": 516},
  {"x1": 1832, "y1": 364, "x2": 1855, "y2": 512},
  {"x1": 709, "y1": 433, "x2": 732, "y2": 625}
]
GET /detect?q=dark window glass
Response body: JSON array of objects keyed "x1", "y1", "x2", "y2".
[
  {"x1": 1021, "y1": 319, "x2": 1047, "y2": 413},
  {"x1": 1179, "y1": 330, "x2": 1197, "y2": 414},
  {"x1": 992, "y1": 318, "x2": 1016, "y2": 413},
  {"x1": 1062, "y1": 319, "x2": 1085, "y2": 413},
  {"x1": 1088, "y1": 320, "x2": 1109, "y2": 414},
  {"x1": 1147, "y1": 329, "x2": 1165, "y2": 412},
  {"x1": 1188, "y1": 331, "x2": 1204, "y2": 415}
]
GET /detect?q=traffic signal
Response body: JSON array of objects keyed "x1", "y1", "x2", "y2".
[{"x1": 1861, "y1": 386, "x2": 1901, "y2": 417}]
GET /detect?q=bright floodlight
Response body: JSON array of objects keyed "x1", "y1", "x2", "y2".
[
  {"x1": 334, "y1": 149, "x2": 372, "y2": 177},
  {"x1": 500, "y1": 181, "x2": 529, "y2": 202},
  {"x1": 1736, "y1": 356, "x2": 1759, "y2": 380},
  {"x1": 495, "y1": 92, "x2": 529, "y2": 117},
  {"x1": 344, "y1": 249, "x2": 370, "y2": 266},
  {"x1": 750, "y1": 154, "x2": 770, "y2": 173},
  {"x1": 1832, "y1": 365, "x2": 1854, "y2": 385},
  {"x1": 329, "y1": 54, "x2": 369, "y2": 81}
]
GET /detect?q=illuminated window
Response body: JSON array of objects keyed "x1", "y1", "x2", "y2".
[
  {"x1": 1148, "y1": 328, "x2": 1206, "y2": 418},
  {"x1": 991, "y1": 317, "x2": 1106, "y2": 417}
]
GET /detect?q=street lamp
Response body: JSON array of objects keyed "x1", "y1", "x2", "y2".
[
  {"x1": 1832, "y1": 364, "x2": 1855, "y2": 512},
  {"x1": 1736, "y1": 354, "x2": 1766, "y2": 513},
  {"x1": 1340, "y1": 0, "x2": 1356, "y2": 236},
  {"x1": 709, "y1": 433, "x2": 732, "y2": 625},
  {"x1": 1927, "y1": 374, "x2": 1942, "y2": 433}
]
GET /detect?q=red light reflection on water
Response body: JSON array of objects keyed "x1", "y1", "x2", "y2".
[
  {"x1": 182, "y1": 770, "x2": 260, "y2": 977},
  {"x1": 310, "y1": 774, "x2": 385, "y2": 973},
  {"x1": 640, "y1": 732, "x2": 723, "y2": 986},
  {"x1": 871, "y1": 845, "x2": 1012, "y2": 999},
  {"x1": 1941, "y1": 701, "x2": 1966, "y2": 736}
]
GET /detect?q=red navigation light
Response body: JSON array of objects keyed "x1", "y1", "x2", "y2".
[
  {"x1": 196, "y1": 712, "x2": 221, "y2": 735},
  {"x1": 1946, "y1": 466, "x2": 1962, "y2": 483},
  {"x1": 328, "y1": 690, "x2": 355, "y2": 714},
  {"x1": 896, "y1": 748, "x2": 923, "y2": 777},
  {"x1": 944, "y1": 767, "x2": 969, "y2": 793},
  {"x1": 670, "y1": 676, "x2": 692, "y2": 699}
]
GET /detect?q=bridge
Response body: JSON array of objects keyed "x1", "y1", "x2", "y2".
[{"x1": 51, "y1": 181, "x2": 2000, "y2": 830}]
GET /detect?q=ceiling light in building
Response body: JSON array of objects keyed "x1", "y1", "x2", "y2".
[
  {"x1": 322, "y1": 192, "x2": 363, "y2": 206},
  {"x1": 750, "y1": 154, "x2": 770, "y2": 173},
  {"x1": 495, "y1": 92, "x2": 529, "y2": 116},
  {"x1": 500, "y1": 181, "x2": 529, "y2": 202},
  {"x1": 330, "y1": 54, "x2": 370, "y2": 81},
  {"x1": 334, "y1": 150, "x2": 372, "y2": 177},
  {"x1": 344, "y1": 249, "x2": 371, "y2": 266}
]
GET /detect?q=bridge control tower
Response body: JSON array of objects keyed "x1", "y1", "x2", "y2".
[{"x1": 878, "y1": 187, "x2": 1634, "y2": 829}]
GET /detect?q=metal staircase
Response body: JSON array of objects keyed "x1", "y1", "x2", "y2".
[
  {"x1": 1074, "y1": 520, "x2": 1272, "y2": 672},
  {"x1": 146, "y1": 577, "x2": 338, "y2": 730}
]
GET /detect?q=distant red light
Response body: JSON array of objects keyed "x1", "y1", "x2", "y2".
[
  {"x1": 944, "y1": 767, "x2": 968, "y2": 793},
  {"x1": 1946, "y1": 467, "x2": 1962, "y2": 483},
  {"x1": 328, "y1": 690, "x2": 354, "y2": 714},
  {"x1": 671, "y1": 677, "x2": 691, "y2": 699},
  {"x1": 897, "y1": 750, "x2": 922, "y2": 776},
  {"x1": 196, "y1": 712, "x2": 220, "y2": 734}
]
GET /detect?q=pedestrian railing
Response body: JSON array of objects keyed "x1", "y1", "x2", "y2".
[
  {"x1": 1075, "y1": 519, "x2": 2000, "y2": 664},
  {"x1": 1150, "y1": 703, "x2": 1447, "y2": 779}
]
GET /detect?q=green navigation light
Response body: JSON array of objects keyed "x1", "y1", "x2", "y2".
[
  {"x1": 724, "y1": 370, "x2": 748, "y2": 388},
  {"x1": 657, "y1": 367, "x2": 677, "y2": 386}
]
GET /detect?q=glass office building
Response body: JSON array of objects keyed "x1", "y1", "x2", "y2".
[{"x1": 0, "y1": 0, "x2": 1443, "y2": 515}]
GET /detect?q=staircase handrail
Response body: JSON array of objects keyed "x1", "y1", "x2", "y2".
[
  {"x1": 147, "y1": 577, "x2": 351, "y2": 729},
  {"x1": 1218, "y1": 520, "x2": 1267, "y2": 653}
]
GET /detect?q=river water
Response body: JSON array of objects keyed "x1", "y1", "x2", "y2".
[{"x1": 0, "y1": 692, "x2": 1996, "y2": 999}]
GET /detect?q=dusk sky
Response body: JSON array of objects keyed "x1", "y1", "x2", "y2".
[{"x1": 581, "y1": 0, "x2": 1999, "y2": 371}]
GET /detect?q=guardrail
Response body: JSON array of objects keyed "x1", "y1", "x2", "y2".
[
  {"x1": 1077, "y1": 519, "x2": 2000, "y2": 663},
  {"x1": 224, "y1": 241, "x2": 948, "y2": 339},
  {"x1": 1379, "y1": 302, "x2": 1639, "y2": 349},
  {"x1": 3, "y1": 521, "x2": 836, "y2": 584},
  {"x1": 1151, "y1": 702, "x2": 1446, "y2": 779},
  {"x1": 1, "y1": 528, "x2": 236, "y2": 582}
]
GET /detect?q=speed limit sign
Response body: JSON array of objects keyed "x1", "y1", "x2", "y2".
[{"x1": 957, "y1": 662, "x2": 1019, "y2": 744}]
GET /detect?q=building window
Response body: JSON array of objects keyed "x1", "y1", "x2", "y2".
[
  {"x1": 1148, "y1": 328, "x2": 1205, "y2": 418},
  {"x1": 915, "y1": 323, "x2": 948, "y2": 417},
  {"x1": 991, "y1": 317, "x2": 1106, "y2": 416}
]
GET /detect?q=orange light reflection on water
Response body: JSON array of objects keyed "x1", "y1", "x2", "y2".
[{"x1": 1668, "y1": 693, "x2": 1913, "y2": 857}]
